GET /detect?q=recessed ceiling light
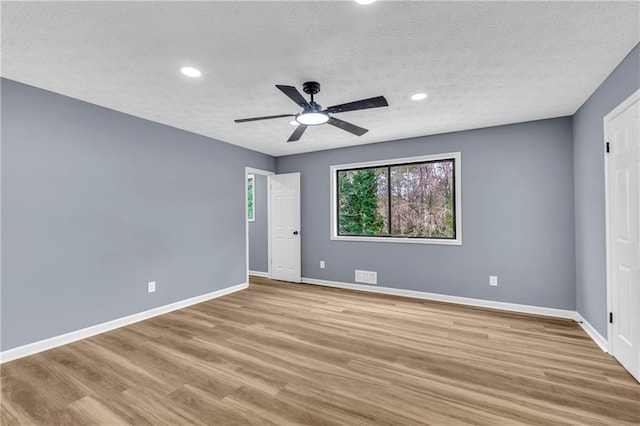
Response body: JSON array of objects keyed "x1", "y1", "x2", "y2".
[
  {"x1": 411, "y1": 93, "x2": 428, "y2": 101},
  {"x1": 290, "y1": 120, "x2": 298, "y2": 125},
  {"x1": 355, "y1": 0, "x2": 376, "y2": 4},
  {"x1": 180, "y1": 66, "x2": 201, "y2": 78}
]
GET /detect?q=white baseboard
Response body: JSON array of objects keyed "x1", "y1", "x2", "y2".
[
  {"x1": 248, "y1": 270, "x2": 270, "y2": 278},
  {"x1": 575, "y1": 313, "x2": 608, "y2": 353},
  {"x1": 1, "y1": 278, "x2": 608, "y2": 364},
  {"x1": 0, "y1": 282, "x2": 248, "y2": 364},
  {"x1": 301, "y1": 277, "x2": 577, "y2": 320},
  {"x1": 302, "y1": 278, "x2": 612, "y2": 352}
]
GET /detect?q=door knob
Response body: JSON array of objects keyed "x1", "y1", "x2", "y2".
[{"x1": 293, "y1": 231, "x2": 299, "y2": 235}]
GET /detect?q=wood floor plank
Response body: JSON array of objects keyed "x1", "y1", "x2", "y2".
[{"x1": 1, "y1": 276, "x2": 638, "y2": 425}]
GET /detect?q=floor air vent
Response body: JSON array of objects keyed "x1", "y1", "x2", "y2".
[{"x1": 355, "y1": 270, "x2": 377, "y2": 285}]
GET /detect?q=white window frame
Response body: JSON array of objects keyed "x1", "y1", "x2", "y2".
[{"x1": 330, "y1": 152, "x2": 462, "y2": 245}]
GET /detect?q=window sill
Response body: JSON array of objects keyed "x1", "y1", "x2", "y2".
[{"x1": 330, "y1": 235, "x2": 462, "y2": 246}]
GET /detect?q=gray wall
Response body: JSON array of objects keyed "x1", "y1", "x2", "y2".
[
  {"x1": 277, "y1": 117, "x2": 576, "y2": 310},
  {"x1": 249, "y1": 173, "x2": 269, "y2": 273},
  {"x1": 0, "y1": 78, "x2": 275, "y2": 351},
  {"x1": 4, "y1": 42, "x2": 637, "y2": 351},
  {"x1": 573, "y1": 43, "x2": 640, "y2": 336}
]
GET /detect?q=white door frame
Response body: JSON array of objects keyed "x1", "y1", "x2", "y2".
[
  {"x1": 245, "y1": 167, "x2": 275, "y2": 285},
  {"x1": 604, "y1": 88, "x2": 640, "y2": 355}
]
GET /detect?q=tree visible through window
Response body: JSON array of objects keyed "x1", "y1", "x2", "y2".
[
  {"x1": 247, "y1": 174, "x2": 255, "y2": 222},
  {"x1": 337, "y1": 159, "x2": 455, "y2": 239}
]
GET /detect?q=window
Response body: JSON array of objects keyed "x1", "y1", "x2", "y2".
[
  {"x1": 247, "y1": 174, "x2": 255, "y2": 222},
  {"x1": 330, "y1": 153, "x2": 461, "y2": 245}
]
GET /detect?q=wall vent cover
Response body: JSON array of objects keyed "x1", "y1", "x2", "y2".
[{"x1": 355, "y1": 270, "x2": 377, "y2": 285}]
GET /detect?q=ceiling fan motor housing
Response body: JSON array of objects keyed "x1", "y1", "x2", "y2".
[{"x1": 302, "y1": 81, "x2": 321, "y2": 95}]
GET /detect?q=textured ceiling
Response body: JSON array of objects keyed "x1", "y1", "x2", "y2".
[{"x1": 2, "y1": 1, "x2": 639, "y2": 156}]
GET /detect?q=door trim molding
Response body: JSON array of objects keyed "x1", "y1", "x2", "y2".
[
  {"x1": 245, "y1": 167, "x2": 275, "y2": 285},
  {"x1": 603, "y1": 88, "x2": 640, "y2": 355}
]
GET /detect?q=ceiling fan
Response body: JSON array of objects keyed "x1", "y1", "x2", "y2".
[{"x1": 234, "y1": 81, "x2": 389, "y2": 142}]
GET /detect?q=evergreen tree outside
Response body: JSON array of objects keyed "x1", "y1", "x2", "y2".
[{"x1": 338, "y1": 169, "x2": 385, "y2": 235}]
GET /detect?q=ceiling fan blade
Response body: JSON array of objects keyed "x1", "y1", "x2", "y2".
[
  {"x1": 287, "y1": 124, "x2": 308, "y2": 142},
  {"x1": 234, "y1": 114, "x2": 295, "y2": 123},
  {"x1": 325, "y1": 96, "x2": 389, "y2": 114},
  {"x1": 276, "y1": 85, "x2": 311, "y2": 110},
  {"x1": 327, "y1": 117, "x2": 368, "y2": 136}
]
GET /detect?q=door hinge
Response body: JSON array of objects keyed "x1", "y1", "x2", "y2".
[
  {"x1": 606, "y1": 142, "x2": 610, "y2": 153},
  {"x1": 609, "y1": 312, "x2": 613, "y2": 323}
]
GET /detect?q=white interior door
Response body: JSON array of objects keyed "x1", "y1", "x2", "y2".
[
  {"x1": 607, "y1": 92, "x2": 640, "y2": 382},
  {"x1": 269, "y1": 173, "x2": 301, "y2": 282}
]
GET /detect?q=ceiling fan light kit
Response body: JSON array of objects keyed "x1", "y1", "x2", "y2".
[
  {"x1": 296, "y1": 112, "x2": 329, "y2": 126},
  {"x1": 234, "y1": 81, "x2": 388, "y2": 142}
]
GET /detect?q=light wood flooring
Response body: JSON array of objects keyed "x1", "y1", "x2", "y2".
[{"x1": 1, "y1": 276, "x2": 639, "y2": 425}]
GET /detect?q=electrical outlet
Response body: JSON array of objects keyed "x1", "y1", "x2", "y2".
[
  {"x1": 148, "y1": 281, "x2": 156, "y2": 293},
  {"x1": 489, "y1": 276, "x2": 498, "y2": 287},
  {"x1": 320, "y1": 261, "x2": 326, "y2": 269}
]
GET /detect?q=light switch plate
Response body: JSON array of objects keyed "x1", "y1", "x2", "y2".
[
  {"x1": 489, "y1": 276, "x2": 498, "y2": 287},
  {"x1": 148, "y1": 281, "x2": 156, "y2": 293}
]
